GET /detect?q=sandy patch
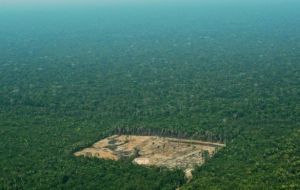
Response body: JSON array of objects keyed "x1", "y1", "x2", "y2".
[{"x1": 74, "y1": 135, "x2": 225, "y2": 179}]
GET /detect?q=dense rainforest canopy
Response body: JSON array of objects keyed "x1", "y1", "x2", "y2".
[{"x1": 0, "y1": 2, "x2": 299, "y2": 190}]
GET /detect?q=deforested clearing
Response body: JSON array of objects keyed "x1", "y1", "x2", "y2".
[{"x1": 74, "y1": 135, "x2": 225, "y2": 179}]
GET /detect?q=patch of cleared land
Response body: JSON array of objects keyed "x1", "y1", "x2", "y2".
[{"x1": 74, "y1": 135, "x2": 225, "y2": 179}]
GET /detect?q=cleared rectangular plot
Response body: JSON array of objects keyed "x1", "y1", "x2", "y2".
[{"x1": 74, "y1": 135, "x2": 225, "y2": 179}]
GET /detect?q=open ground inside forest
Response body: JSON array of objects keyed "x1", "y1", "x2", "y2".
[{"x1": 74, "y1": 135, "x2": 225, "y2": 179}]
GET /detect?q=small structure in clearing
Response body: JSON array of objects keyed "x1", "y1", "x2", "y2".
[{"x1": 74, "y1": 135, "x2": 225, "y2": 180}]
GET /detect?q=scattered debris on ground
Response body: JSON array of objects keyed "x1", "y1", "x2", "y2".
[{"x1": 74, "y1": 135, "x2": 225, "y2": 179}]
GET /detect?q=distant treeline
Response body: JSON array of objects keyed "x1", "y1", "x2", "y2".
[
  {"x1": 107, "y1": 127, "x2": 227, "y2": 144},
  {"x1": 70, "y1": 127, "x2": 227, "y2": 155}
]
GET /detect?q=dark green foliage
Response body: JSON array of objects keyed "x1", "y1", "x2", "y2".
[
  {"x1": 182, "y1": 127, "x2": 300, "y2": 190},
  {"x1": 0, "y1": 3, "x2": 300, "y2": 190}
]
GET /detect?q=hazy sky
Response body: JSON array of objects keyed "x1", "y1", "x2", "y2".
[
  {"x1": 1, "y1": 0, "x2": 161, "y2": 5},
  {"x1": 0, "y1": 0, "x2": 180, "y2": 7},
  {"x1": 0, "y1": 0, "x2": 290, "y2": 4},
  {"x1": 0, "y1": 0, "x2": 193, "y2": 7},
  {"x1": 0, "y1": 0, "x2": 297, "y2": 7}
]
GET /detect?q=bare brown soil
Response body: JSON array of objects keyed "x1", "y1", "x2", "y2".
[{"x1": 74, "y1": 135, "x2": 225, "y2": 179}]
